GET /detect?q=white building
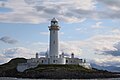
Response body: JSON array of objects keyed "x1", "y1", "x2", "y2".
[{"x1": 17, "y1": 18, "x2": 91, "y2": 72}]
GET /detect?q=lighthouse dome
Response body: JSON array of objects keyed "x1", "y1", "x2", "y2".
[
  {"x1": 51, "y1": 17, "x2": 58, "y2": 22},
  {"x1": 51, "y1": 18, "x2": 58, "y2": 26}
]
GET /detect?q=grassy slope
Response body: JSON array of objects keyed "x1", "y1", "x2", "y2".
[
  {"x1": 0, "y1": 58, "x2": 27, "y2": 70},
  {"x1": 26, "y1": 64, "x2": 94, "y2": 72},
  {"x1": 23, "y1": 65, "x2": 115, "y2": 79},
  {"x1": 0, "y1": 58, "x2": 27, "y2": 76}
]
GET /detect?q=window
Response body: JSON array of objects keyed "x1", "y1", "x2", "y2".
[
  {"x1": 42, "y1": 60, "x2": 43, "y2": 63},
  {"x1": 53, "y1": 60, "x2": 55, "y2": 63},
  {"x1": 66, "y1": 60, "x2": 68, "y2": 63}
]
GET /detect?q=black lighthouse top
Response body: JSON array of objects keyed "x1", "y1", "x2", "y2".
[
  {"x1": 49, "y1": 18, "x2": 60, "y2": 30},
  {"x1": 51, "y1": 18, "x2": 58, "y2": 26}
]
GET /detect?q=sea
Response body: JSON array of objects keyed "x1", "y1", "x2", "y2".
[{"x1": 0, "y1": 77, "x2": 120, "y2": 80}]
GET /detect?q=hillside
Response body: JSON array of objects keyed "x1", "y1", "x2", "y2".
[
  {"x1": 0, "y1": 58, "x2": 27, "y2": 71},
  {"x1": 0, "y1": 58, "x2": 27, "y2": 77},
  {"x1": 0, "y1": 58, "x2": 120, "y2": 79},
  {"x1": 91, "y1": 63, "x2": 120, "y2": 72}
]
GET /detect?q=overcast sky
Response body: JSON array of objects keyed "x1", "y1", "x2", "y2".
[{"x1": 0, "y1": 0, "x2": 120, "y2": 67}]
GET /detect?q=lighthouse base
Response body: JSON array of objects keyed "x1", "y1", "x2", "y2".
[{"x1": 17, "y1": 57, "x2": 91, "y2": 72}]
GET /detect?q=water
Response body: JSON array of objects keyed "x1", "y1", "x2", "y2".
[{"x1": 0, "y1": 77, "x2": 120, "y2": 80}]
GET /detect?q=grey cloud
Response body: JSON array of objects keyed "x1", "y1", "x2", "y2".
[
  {"x1": 24, "y1": 0, "x2": 36, "y2": 5},
  {"x1": 3, "y1": 48, "x2": 20, "y2": 58},
  {"x1": 0, "y1": 54, "x2": 9, "y2": 64},
  {"x1": 97, "y1": 10, "x2": 120, "y2": 19},
  {"x1": 2, "y1": 0, "x2": 120, "y2": 23},
  {"x1": 39, "y1": 52, "x2": 46, "y2": 56},
  {"x1": 64, "y1": 53, "x2": 70, "y2": 57},
  {"x1": 34, "y1": 3, "x2": 63, "y2": 15},
  {"x1": 0, "y1": 36, "x2": 18, "y2": 44},
  {"x1": 72, "y1": 9, "x2": 93, "y2": 15},
  {"x1": 91, "y1": 59, "x2": 120, "y2": 67},
  {"x1": 97, "y1": 0, "x2": 120, "y2": 8},
  {"x1": 95, "y1": 0, "x2": 120, "y2": 19},
  {"x1": 69, "y1": 0, "x2": 120, "y2": 19},
  {"x1": 0, "y1": 0, "x2": 8, "y2": 2},
  {"x1": 30, "y1": 1, "x2": 93, "y2": 22},
  {"x1": 34, "y1": 6, "x2": 45, "y2": 11},
  {"x1": 33, "y1": 0, "x2": 120, "y2": 20},
  {"x1": 43, "y1": 8, "x2": 59, "y2": 15},
  {"x1": 69, "y1": 9, "x2": 93, "y2": 18},
  {"x1": 3, "y1": 47, "x2": 35, "y2": 59},
  {"x1": 102, "y1": 50, "x2": 120, "y2": 56},
  {"x1": 101, "y1": 42, "x2": 120, "y2": 56}
]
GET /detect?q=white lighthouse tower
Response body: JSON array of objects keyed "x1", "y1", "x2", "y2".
[{"x1": 49, "y1": 18, "x2": 60, "y2": 64}]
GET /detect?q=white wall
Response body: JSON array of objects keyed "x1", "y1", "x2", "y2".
[{"x1": 49, "y1": 30, "x2": 59, "y2": 58}]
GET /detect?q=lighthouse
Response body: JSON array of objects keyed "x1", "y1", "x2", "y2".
[
  {"x1": 49, "y1": 18, "x2": 60, "y2": 64},
  {"x1": 17, "y1": 18, "x2": 91, "y2": 72}
]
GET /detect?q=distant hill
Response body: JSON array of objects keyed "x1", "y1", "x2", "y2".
[
  {"x1": 91, "y1": 63, "x2": 120, "y2": 72},
  {"x1": 0, "y1": 58, "x2": 120, "y2": 79}
]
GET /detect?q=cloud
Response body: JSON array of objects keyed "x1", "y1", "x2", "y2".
[
  {"x1": 96, "y1": 0, "x2": 120, "y2": 19},
  {"x1": 91, "y1": 22, "x2": 103, "y2": 29},
  {"x1": 1, "y1": 0, "x2": 120, "y2": 23},
  {"x1": 59, "y1": 34, "x2": 120, "y2": 58},
  {"x1": 100, "y1": 42, "x2": 120, "y2": 56},
  {"x1": 0, "y1": 53, "x2": 8, "y2": 64},
  {"x1": 92, "y1": 56, "x2": 120, "y2": 67},
  {"x1": 85, "y1": 35, "x2": 120, "y2": 51},
  {"x1": 97, "y1": 0, "x2": 120, "y2": 11},
  {"x1": 82, "y1": 34, "x2": 120, "y2": 66},
  {"x1": 64, "y1": 53, "x2": 70, "y2": 57},
  {"x1": 0, "y1": 0, "x2": 95, "y2": 23},
  {"x1": 39, "y1": 52, "x2": 46, "y2": 56},
  {"x1": 0, "y1": 0, "x2": 8, "y2": 1},
  {"x1": 0, "y1": 36, "x2": 18, "y2": 44},
  {"x1": 0, "y1": 47, "x2": 36, "y2": 64},
  {"x1": 2, "y1": 47, "x2": 35, "y2": 59},
  {"x1": 60, "y1": 41, "x2": 83, "y2": 58},
  {"x1": 111, "y1": 29, "x2": 120, "y2": 34}
]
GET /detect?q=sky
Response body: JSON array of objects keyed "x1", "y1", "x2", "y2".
[{"x1": 0, "y1": 0, "x2": 120, "y2": 67}]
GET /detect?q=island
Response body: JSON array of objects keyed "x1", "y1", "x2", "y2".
[{"x1": 0, "y1": 58, "x2": 120, "y2": 79}]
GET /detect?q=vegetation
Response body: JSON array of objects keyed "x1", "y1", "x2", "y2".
[
  {"x1": 0, "y1": 58, "x2": 120, "y2": 79},
  {"x1": 0, "y1": 58, "x2": 27, "y2": 77},
  {"x1": 0, "y1": 58, "x2": 27, "y2": 71}
]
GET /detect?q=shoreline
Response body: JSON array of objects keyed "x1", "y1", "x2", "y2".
[{"x1": 1, "y1": 77, "x2": 120, "y2": 80}]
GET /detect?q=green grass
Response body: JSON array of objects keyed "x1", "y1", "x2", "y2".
[{"x1": 26, "y1": 64, "x2": 94, "y2": 73}]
